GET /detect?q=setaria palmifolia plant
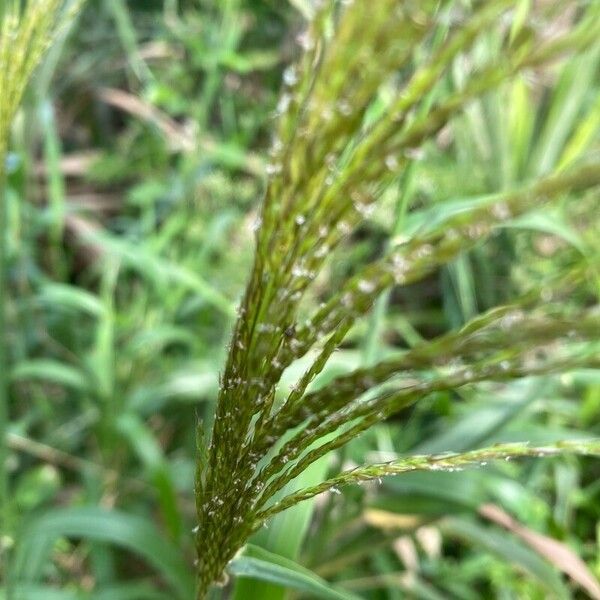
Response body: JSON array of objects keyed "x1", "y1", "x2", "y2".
[{"x1": 194, "y1": 1, "x2": 600, "y2": 596}]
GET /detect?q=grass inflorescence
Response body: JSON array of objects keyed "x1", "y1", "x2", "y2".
[
  {"x1": 1, "y1": 1, "x2": 599, "y2": 598},
  {"x1": 194, "y1": 1, "x2": 600, "y2": 596}
]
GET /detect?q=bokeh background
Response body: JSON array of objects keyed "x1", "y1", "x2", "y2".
[{"x1": 3, "y1": 1, "x2": 600, "y2": 598}]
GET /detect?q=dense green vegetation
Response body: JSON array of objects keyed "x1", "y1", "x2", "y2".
[{"x1": 1, "y1": 1, "x2": 600, "y2": 599}]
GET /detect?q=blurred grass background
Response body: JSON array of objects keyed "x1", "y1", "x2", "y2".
[{"x1": 1, "y1": 1, "x2": 600, "y2": 598}]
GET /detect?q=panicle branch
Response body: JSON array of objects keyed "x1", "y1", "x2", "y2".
[{"x1": 255, "y1": 439, "x2": 600, "y2": 522}]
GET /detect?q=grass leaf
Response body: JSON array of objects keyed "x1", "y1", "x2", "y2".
[
  {"x1": 13, "y1": 507, "x2": 195, "y2": 600},
  {"x1": 229, "y1": 545, "x2": 362, "y2": 600}
]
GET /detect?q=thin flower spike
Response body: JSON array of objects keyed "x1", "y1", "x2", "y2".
[
  {"x1": 0, "y1": 1, "x2": 84, "y2": 161},
  {"x1": 264, "y1": 307, "x2": 600, "y2": 440},
  {"x1": 251, "y1": 346, "x2": 600, "y2": 509},
  {"x1": 255, "y1": 440, "x2": 600, "y2": 522}
]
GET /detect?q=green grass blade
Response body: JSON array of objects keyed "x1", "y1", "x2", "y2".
[
  {"x1": 441, "y1": 518, "x2": 570, "y2": 599},
  {"x1": 229, "y1": 545, "x2": 362, "y2": 600},
  {"x1": 10, "y1": 359, "x2": 90, "y2": 392},
  {"x1": 12, "y1": 507, "x2": 195, "y2": 599},
  {"x1": 529, "y1": 43, "x2": 600, "y2": 176}
]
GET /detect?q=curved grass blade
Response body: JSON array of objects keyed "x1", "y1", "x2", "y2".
[
  {"x1": 12, "y1": 507, "x2": 195, "y2": 600},
  {"x1": 228, "y1": 544, "x2": 362, "y2": 600}
]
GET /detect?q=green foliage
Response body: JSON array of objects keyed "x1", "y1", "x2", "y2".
[
  {"x1": 229, "y1": 544, "x2": 361, "y2": 600},
  {"x1": 14, "y1": 506, "x2": 195, "y2": 598},
  {"x1": 1, "y1": 1, "x2": 600, "y2": 599},
  {"x1": 0, "y1": 0, "x2": 84, "y2": 591}
]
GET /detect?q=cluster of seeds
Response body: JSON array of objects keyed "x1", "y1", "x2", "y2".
[{"x1": 194, "y1": 1, "x2": 600, "y2": 596}]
